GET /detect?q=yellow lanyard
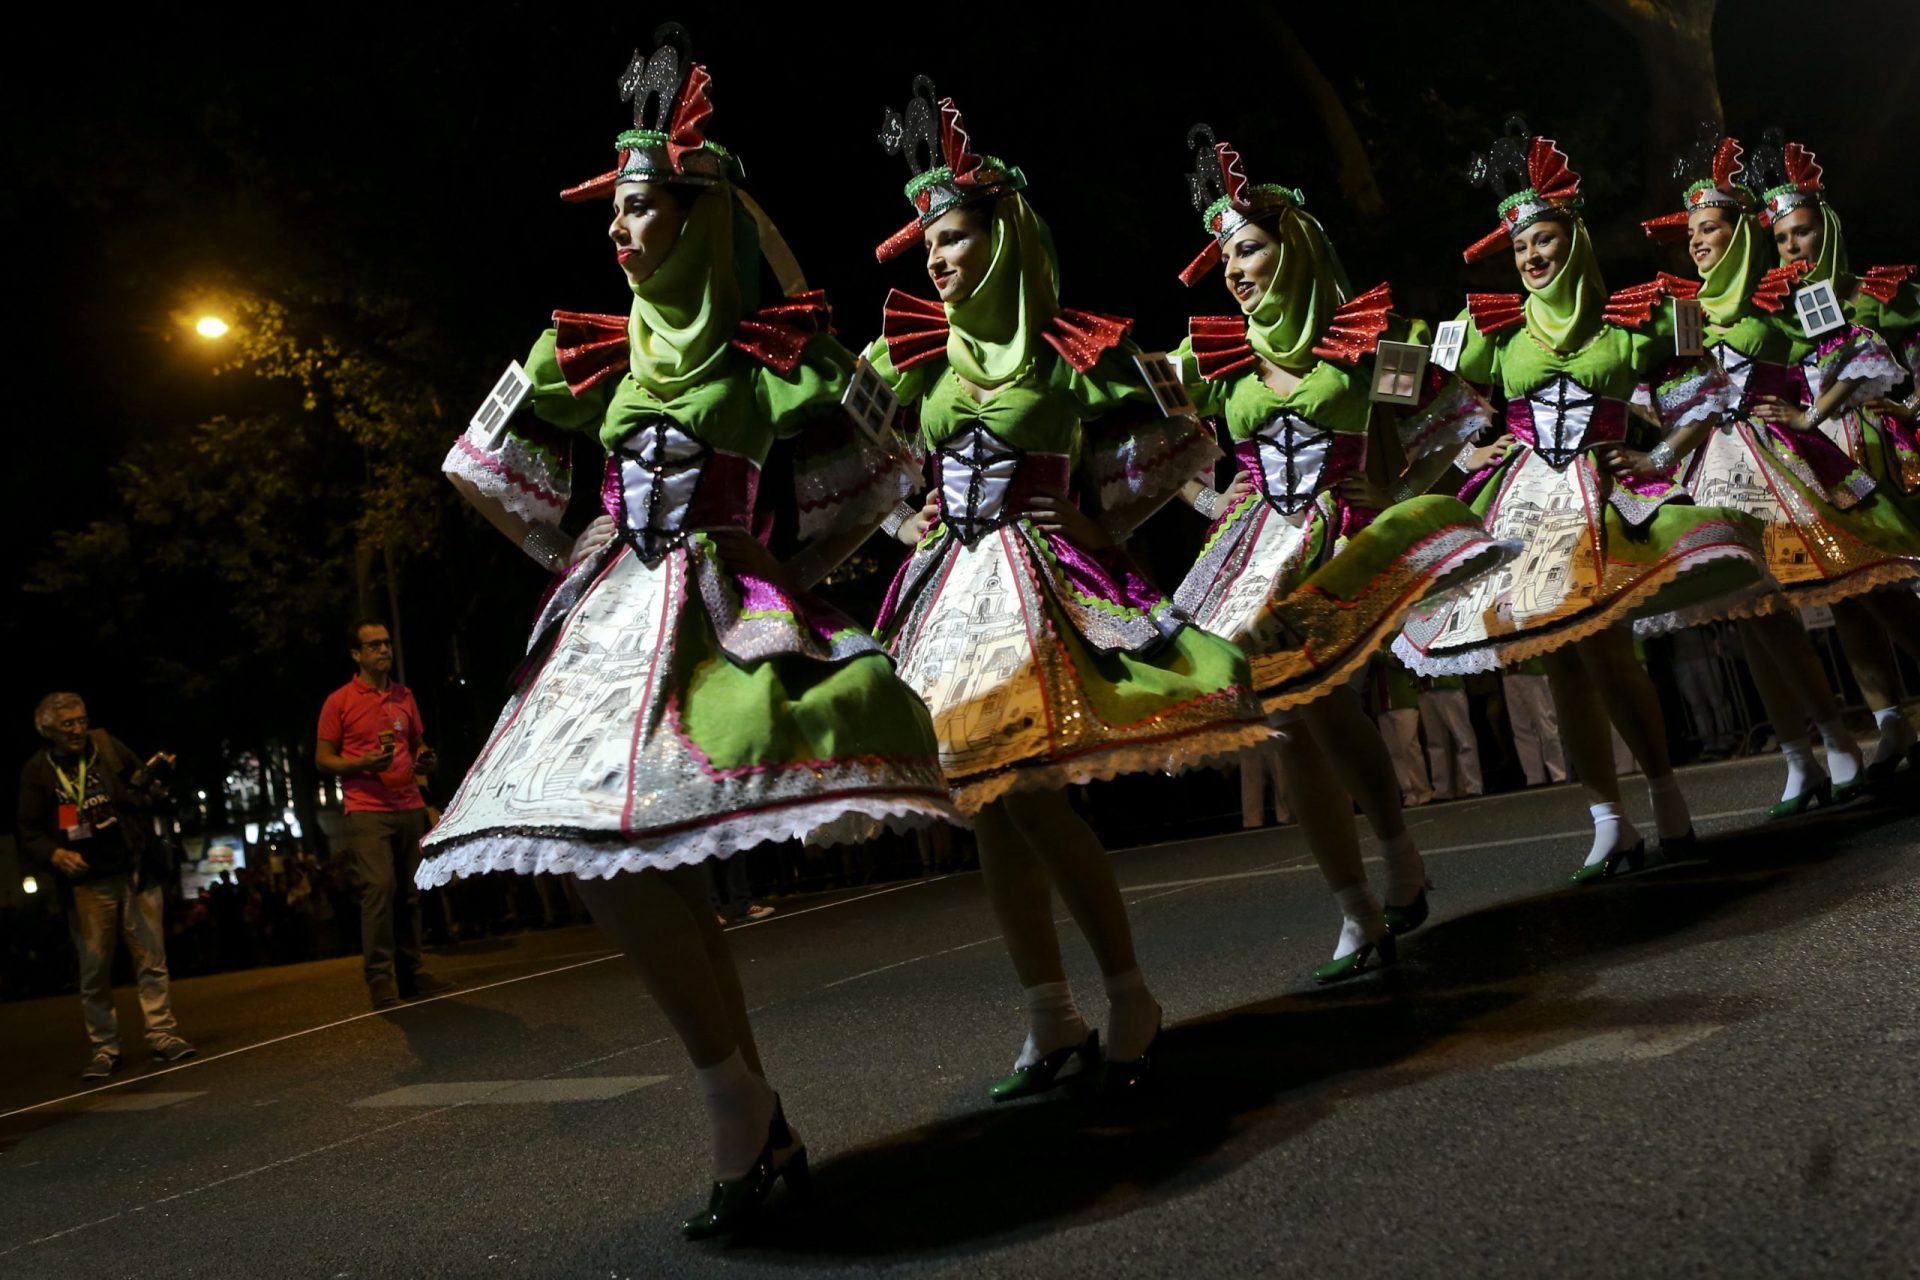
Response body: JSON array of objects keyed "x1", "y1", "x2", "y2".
[{"x1": 51, "y1": 753, "x2": 90, "y2": 806}]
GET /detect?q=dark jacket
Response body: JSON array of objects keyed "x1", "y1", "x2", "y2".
[{"x1": 17, "y1": 729, "x2": 169, "y2": 909}]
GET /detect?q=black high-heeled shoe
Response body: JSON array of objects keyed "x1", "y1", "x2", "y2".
[
  {"x1": 989, "y1": 1029, "x2": 1101, "y2": 1103},
  {"x1": 1568, "y1": 839, "x2": 1646, "y2": 885},
  {"x1": 1383, "y1": 886, "x2": 1431, "y2": 936},
  {"x1": 1660, "y1": 827, "x2": 1698, "y2": 861},
  {"x1": 1096, "y1": 1023, "x2": 1161, "y2": 1100},
  {"x1": 680, "y1": 1097, "x2": 810, "y2": 1241}
]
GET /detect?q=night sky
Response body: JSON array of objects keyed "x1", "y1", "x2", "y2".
[{"x1": 7, "y1": 3, "x2": 1919, "y2": 801}]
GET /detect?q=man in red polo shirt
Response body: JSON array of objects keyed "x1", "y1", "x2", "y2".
[{"x1": 317, "y1": 619, "x2": 454, "y2": 1010}]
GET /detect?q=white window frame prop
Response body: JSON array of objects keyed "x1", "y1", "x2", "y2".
[
  {"x1": 1794, "y1": 281, "x2": 1846, "y2": 339},
  {"x1": 841, "y1": 356, "x2": 901, "y2": 442},
  {"x1": 1369, "y1": 340, "x2": 1431, "y2": 406},
  {"x1": 1133, "y1": 352, "x2": 1198, "y2": 418},
  {"x1": 1670, "y1": 298, "x2": 1705, "y2": 357},
  {"x1": 1429, "y1": 320, "x2": 1468, "y2": 374},
  {"x1": 472, "y1": 361, "x2": 533, "y2": 449}
]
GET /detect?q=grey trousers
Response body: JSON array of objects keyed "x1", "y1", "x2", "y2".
[
  {"x1": 69, "y1": 874, "x2": 179, "y2": 1053},
  {"x1": 345, "y1": 808, "x2": 430, "y2": 986}
]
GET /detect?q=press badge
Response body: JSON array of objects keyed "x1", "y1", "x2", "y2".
[{"x1": 60, "y1": 804, "x2": 91, "y2": 841}]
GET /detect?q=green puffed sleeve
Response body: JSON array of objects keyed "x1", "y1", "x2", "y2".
[
  {"x1": 862, "y1": 335, "x2": 940, "y2": 407},
  {"x1": 1452, "y1": 308, "x2": 1503, "y2": 388},
  {"x1": 1055, "y1": 340, "x2": 1157, "y2": 418},
  {"x1": 1169, "y1": 335, "x2": 1226, "y2": 419},
  {"x1": 757, "y1": 332, "x2": 856, "y2": 438},
  {"x1": 524, "y1": 329, "x2": 617, "y2": 434}
]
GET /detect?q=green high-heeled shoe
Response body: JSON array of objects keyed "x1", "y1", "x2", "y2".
[
  {"x1": 1311, "y1": 930, "x2": 1398, "y2": 985},
  {"x1": 680, "y1": 1098, "x2": 810, "y2": 1241},
  {"x1": 1766, "y1": 779, "x2": 1830, "y2": 821},
  {"x1": 1568, "y1": 839, "x2": 1645, "y2": 885},
  {"x1": 989, "y1": 1030, "x2": 1100, "y2": 1103},
  {"x1": 1383, "y1": 886, "x2": 1430, "y2": 936}
]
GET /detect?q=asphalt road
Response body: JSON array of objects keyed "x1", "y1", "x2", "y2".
[{"x1": 3, "y1": 753, "x2": 1918, "y2": 1279}]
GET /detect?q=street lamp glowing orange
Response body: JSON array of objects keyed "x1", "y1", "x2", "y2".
[{"x1": 195, "y1": 315, "x2": 230, "y2": 339}]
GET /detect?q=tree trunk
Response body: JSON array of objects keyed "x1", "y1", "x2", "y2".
[
  {"x1": 1589, "y1": 0, "x2": 1724, "y2": 198},
  {"x1": 1256, "y1": 9, "x2": 1387, "y2": 217}
]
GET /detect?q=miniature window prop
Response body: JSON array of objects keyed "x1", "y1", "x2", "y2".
[
  {"x1": 472, "y1": 361, "x2": 533, "y2": 448},
  {"x1": 1369, "y1": 340, "x2": 1430, "y2": 406},
  {"x1": 1134, "y1": 352, "x2": 1198, "y2": 418},
  {"x1": 1429, "y1": 320, "x2": 1468, "y2": 373},
  {"x1": 842, "y1": 356, "x2": 900, "y2": 442},
  {"x1": 1670, "y1": 298, "x2": 1705, "y2": 357},
  {"x1": 1794, "y1": 281, "x2": 1845, "y2": 339}
]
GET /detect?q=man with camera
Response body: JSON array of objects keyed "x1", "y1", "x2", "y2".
[
  {"x1": 17, "y1": 692, "x2": 196, "y2": 1079},
  {"x1": 316, "y1": 619, "x2": 453, "y2": 1010}
]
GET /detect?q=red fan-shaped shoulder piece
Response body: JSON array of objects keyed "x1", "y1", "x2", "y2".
[
  {"x1": 1751, "y1": 260, "x2": 1810, "y2": 313},
  {"x1": 1042, "y1": 307, "x2": 1133, "y2": 372},
  {"x1": 1187, "y1": 315, "x2": 1258, "y2": 381},
  {"x1": 552, "y1": 310, "x2": 630, "y2": 395},
  {"x1": 880, "y1": 290, "x2": 950, "y2": 371},
  {"x1": 731, "y1": 289, "x2": 832, "y2": 375},
  {"x1": 1466, "y1": 292, "x2": 1524, "y2": 336},
  {"x1": 1655, "y1": 271, "x2": 1702, "y2": 301},
  {"x1": 1602, "y1": 279, "x2": 1669, "y2": 330},
  {"x1": 1858, "y1": 264, "x2": 1917, "y2": 305},
  {"x1": 1312, "y1": 282, "x2": 1394, "y2": 365}
]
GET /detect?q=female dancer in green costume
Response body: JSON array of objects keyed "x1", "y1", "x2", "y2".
[
  {"x1": 425, "y1": 31, "x2": 955, "y2": 1239},
  {"x1": 1165, "y1": 130, "x2": 1516, "y2": 982},
  {"x1": 866, "y1": 80, "x2": 1269, "y2": 1099},
  {"x1": 1754, "y1": 134, "x2": 1920, "y2": 778},
  {"x1": 1628, "y1": 131, "x2": 1916, "y2": 816},
  {"x1": 1395, "y1": 119, "x2": 1768, "y2": 882}
]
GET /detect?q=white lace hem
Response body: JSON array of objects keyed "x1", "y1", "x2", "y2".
[
  {"x1": 1392, "y1": 542, "x2": 1763, "y2": 676},
  {"x1": 1634, "y1": 560, "x2": 1920, "y2": 635},
  {"x1": 414, "y1": 793, "x2": 958, "y2": 889}
]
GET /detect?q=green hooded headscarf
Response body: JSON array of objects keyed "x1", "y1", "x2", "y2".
[
  {"x1": 1521, "y1": 217, "x2": 1606, "y2": 353},
  {"x1": 1244, "y1": 207, "x2": 1351, "y2": 372},
  {"x1": 1796, "y1": 203, "x2": 1852, "y2": 291},
  {"x1": 944, "y1": 193, "x2": 1061, "y2": 389},
  {"x1": 1696, "y1": 211, "x2": 1767, "y2": 326},
  {"x1": 626, "y1": 185, "x2": 761, "y2": 398}
]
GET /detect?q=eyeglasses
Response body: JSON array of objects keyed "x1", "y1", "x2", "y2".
[
  {"x1": 357, "y1": 639, "x2": 394, "y2": 651},
  {"x1": 54, "y1": 716, "x2": 89, "y2": 731}
]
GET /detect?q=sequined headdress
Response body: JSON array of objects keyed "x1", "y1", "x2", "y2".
[
  {"x1": 558, "y1": 24, "x2": 742, "y2": 203},
  {"x1": 1461, "y1": 116, "x2": 1584, "y2": 263},
  {"x1": 1641, "y1": 125, "x2": 1755, "y2": 242},
  {"x1": 1176, "y1": 125, "x2": 1308, "y2": 286},
  {"x1": 1747, "y1": 129, "x2": 1825, "y2": 228},
  {"x1": 873, "y1": 77, "x2": 1028, "y2": 262}
]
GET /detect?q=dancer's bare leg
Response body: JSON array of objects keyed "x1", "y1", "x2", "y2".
[
  {"x1": 1834, "y1": 594, "x2": 1920, "y2": 769},
  {"x1": 1545, "y1": 644, "x2": 1642, "y2": 867},
  {"x1": 986, "y1": 789, "x2": 1159, "y2": 1063},
  {"x1": 975, "y1": 798, "x2": 1067, "y2": 988},
  {"x1": 1743, "y1": 610, "x2": 1863, "y2": 793},
  {"x1": 1575, "y1": 627, "x2": 1695, "y2": 840},
  {"x1": 1301, "y1": 687, "x2": 1427, "y2": 906},
  {"x1": 1277, "y1": 721, "x2": 1387, "y2": 968},
  {"x1": 574, "y1": 866, "x2": 775, "y2": 1179}
]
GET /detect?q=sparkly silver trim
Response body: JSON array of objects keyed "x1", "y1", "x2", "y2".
[{"x1": 520, "y1": 522, "x2": 571, "y2": 573}]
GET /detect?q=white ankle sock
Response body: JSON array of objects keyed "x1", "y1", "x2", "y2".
[
  {"x1": 1870, "y1": 707, "x2": 1916, "y2": 766},
  {"x1": 1778, "y1": 736, "x2": 1824, "y2": 803},
  {"x1": 695, "y1": 1050, "x2": 777, "y2": 1181},
  {"x1": 1381, "y1": 831, "x2": 1429, "y2": 905},
  {"x1": 1585, "y1": 802, "x2": 1640, "y2": 867},
  {"x1": 1331, "y1": 884, "x2": 1384, "y2": 959},
  {"x1": 1013, "y1": 980, "x2": 1090, "y2": 1071},
  {"x1": 1815, "y1": 717, "x2": 1863, "y2": 787},
  {"x1": 1645, "y1": 772, "x2": 1691, "y2": 840},
  {"x1": 1102, "y1": 966, "x2": 1161, "y2": 1063}
]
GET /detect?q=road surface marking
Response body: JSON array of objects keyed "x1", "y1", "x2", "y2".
[
  {"x1": 354, "y1": 1077, "x2": 667, "y2": 1107},
  {"x1": 76, "y1": 1092, "x2": 206, "y2": 1113},
  {"x1": 1495, "y1": 1023, "x2": 1726, "y2": 1070},
  {"x1": 0, "y1": 877, "x2": 943, "y2": 1122}
]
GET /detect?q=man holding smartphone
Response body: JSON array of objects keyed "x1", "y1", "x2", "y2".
[{"x1": 316, "y1": 619, "x2": 453, "y2": 1010}]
